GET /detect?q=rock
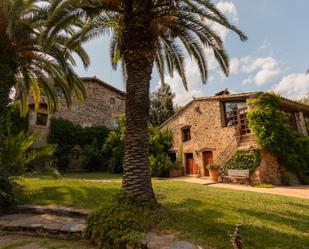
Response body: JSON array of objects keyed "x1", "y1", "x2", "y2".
[
  {"x1": 144, "y1": 233, "x2": 175, "y2": 249},
  {"x1": 168, "y1": 241, "x2": 197, "y2": 249}
]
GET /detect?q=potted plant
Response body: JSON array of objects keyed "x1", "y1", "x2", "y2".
[{"x1": 207, "y1": 163, "x2": 220, "y2": 182}]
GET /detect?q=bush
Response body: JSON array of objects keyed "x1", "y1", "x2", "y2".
[
  {"x1": 82, "y1": 139, "x2": 105, "y2": 172},
  {"x1": 224, "y1": 149, "x2": 261, "y2": 173},
  {"x1": 149, "y1": 154, "x2": 175, "y2": 177},
  {"x1": 85, "y1": 193, "x2": 154, "y2": 249},
  {"x1": 103, "y1": 116, "x2": 174, "y2": 176},
  {"x1": 0, "y1": 174, "x2": 17, "y2": 214}
]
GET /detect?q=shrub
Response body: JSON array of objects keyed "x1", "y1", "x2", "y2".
[
  {"x1": 0, "y1": 174, "x2": 18, "y2": 214},
  {"x1": 85, "y1": 193, "x2": 154, "y2": 249},
  {"x1": 149, "y1": 154, "x2": 175, "y2": 177},
  {"x1": 207, "y1": 163, "x2": 219, "y2": 170},
  {"x1": 224, "y1": 149, "x2": 262, "y2": 173},
  {"x1": 82, "y1": 139, "x2": 105, "y2": 172}
]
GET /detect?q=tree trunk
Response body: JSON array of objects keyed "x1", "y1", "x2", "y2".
[{"x1": 122, "y1": 7, "x2": 156, "y2": 203}]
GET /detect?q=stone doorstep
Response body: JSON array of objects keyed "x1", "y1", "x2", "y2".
[
  {"x1": 0, "y1": 213, "x2": 86, "y2": 240},
  {"x1": 12, "y1": 205, "x2": 90, "y2": 218}
]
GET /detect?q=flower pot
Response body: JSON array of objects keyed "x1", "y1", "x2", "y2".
[
  {"x1": 169, "y1": 168, "x2": 183, "y2": 177},
  {"x1": 209, "y1": 169, "x2": 219, "y2": 182}
]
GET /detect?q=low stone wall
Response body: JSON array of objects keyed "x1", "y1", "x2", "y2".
[{"x1": 250, "y1": 149, "x2": 300, "y2": 185}]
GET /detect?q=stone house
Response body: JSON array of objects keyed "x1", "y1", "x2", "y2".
[
  {"x1": 160, "y1": 91, "x2": 309, "y2": 185},
  {"x1": 28, "y1": 77, "x2": 126, "y2": 148}
]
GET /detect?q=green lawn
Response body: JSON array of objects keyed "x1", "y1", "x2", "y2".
[
  {"x1": 17, "y1": 174, "x2": 309, "y2": 249},
  {"x1": 0, "y1": 234, "x2": 96, "y2": 249}
]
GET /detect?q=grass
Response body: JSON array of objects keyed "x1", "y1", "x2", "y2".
[
  {"x1": 17, "y1": 174, "x2": 309, "y2": 249},
  {"x1": 63, "y1": 172, "x2": 122, "y2": 180},
  {"x1": 0, "y1": 234, "x2": 95, "y2": 249}
]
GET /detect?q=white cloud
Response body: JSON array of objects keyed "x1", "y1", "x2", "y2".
[
  {"x1": 240, "y1": 57, "x2": 281, "y2": 85},
  {"x1": 273, "y1": 73, "x2": 309, "y2": 99},
  {"x1": 166, "y1": 59, "x2": 204, "y2": 105},
  {"x1": 230, "y1": 58, "x2": 239, "y2": 74},
  {"x1": 213, "y1": 1, "x2": 239, "y2": 41}
]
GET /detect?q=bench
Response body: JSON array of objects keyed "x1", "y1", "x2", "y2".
[{"x1": 223, "y1": 169, "x2": 250, "y2": 185}]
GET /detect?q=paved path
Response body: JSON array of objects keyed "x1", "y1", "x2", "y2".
[{"x1": 171, "y1": 177, "x2": 309, "y2": 199}]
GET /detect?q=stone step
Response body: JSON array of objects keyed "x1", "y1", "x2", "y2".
[
  {"x1": 12, "y1": 205, "x2": 90, "y2": 218},
  {"x1": 0, "y1": 213, "x2": 86, "y2": 240}
]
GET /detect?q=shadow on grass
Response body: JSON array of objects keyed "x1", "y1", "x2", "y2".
[
  {"x1": 155, "y1": 198, "x2": 308, "y2": 249},
  {"x1": 18, "y1": 182, "x2": 120, "y2": 209}
]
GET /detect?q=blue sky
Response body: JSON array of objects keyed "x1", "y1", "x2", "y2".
[{"x1": 74, "y1": 0, "x2": 309, "y2": 105}]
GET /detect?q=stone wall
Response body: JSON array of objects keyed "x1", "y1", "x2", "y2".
[
  {"x1": 251, "y1": 149, "x2": 300, "y2": 185},
  {"x1": 162, "y1": 99, "x2": 238, "y2": 176},
  {"x1": 54, "y1": 80, "x2": 125, "y2": 128},
  {"x1": 28, "y1": 78, "x2": 125, "y2": 148}
]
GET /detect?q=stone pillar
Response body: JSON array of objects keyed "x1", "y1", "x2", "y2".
[{"x1": 294, "y1": 112, "x2": 307, "y2": 135}]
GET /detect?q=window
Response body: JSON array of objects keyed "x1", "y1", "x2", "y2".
[
  {"x1": 35, "y1": 113, "x2": 48, "y2": 126},
  {"x1": 224, "y1": 102, "x2": 247, "y2": 126},
  {"x1": 110, "y1": 98, "x2": 115, "y2": 108},
  {"x1": 182, "y1": 127, "x2": 191, "y2": 142},
  {"x1": 279, "y1": 109, "x2": 297, "y2": 131}
]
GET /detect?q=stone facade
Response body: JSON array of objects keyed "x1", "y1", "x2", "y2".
[
  {"x1": 28, "y1": 77, "x2": 125, "y2": 148},
  {"x1": 161, "y1": 92, "x2": 309, "y2": 185}
]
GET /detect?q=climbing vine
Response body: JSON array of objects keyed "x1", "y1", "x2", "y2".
[{"x1": 247, "y1": 93, "x2": 309, "y2": 183}]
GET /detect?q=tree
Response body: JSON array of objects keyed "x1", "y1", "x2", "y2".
[
  {"x1": 150, "y1": 83, "x2": 175, "y2": 126},
  {"x1": 0, "y1": 0, "x2": 89, "y2": 135},
  {"x1": 49, "y1": 0, "x2": 247, "y2": 203}
]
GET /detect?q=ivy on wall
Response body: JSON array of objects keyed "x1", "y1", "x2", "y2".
[
  {"x1": 48, "y1": 118, "x2": 110, "y2": 171},
  {"x1": 247, "y1": 93, "x2": 309, "y2": 183},
  {"x1": 224, "y1": 149, "x2": 261, "y2": 172}
]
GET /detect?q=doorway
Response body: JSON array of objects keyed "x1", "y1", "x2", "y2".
[
  {"x1": 202, "y1": 151, "x2": 213, "y2": 176},
  {"x1": 185, "y1": 153, "x2": 198, "y2": 175}
]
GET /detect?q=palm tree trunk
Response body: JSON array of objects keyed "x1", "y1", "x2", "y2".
[{"x1": 122, "y1": 7, "x2": 156, "y2": 203}]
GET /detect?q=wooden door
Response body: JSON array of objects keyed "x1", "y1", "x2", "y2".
[
  {"x1": 237, "y1": 107, "x2": 251, "y2": 135},
  {"x1": 185, "y1": 153, "x2": 197, "y2": 175},
  {"x1": 203, "y1": 151, "x2": 213, "y2": 176}
]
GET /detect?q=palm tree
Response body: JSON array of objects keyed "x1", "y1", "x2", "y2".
[
  {"x1": 0, "y1": 0, "x2": 89, "y2": 133},
  {"x1": 48, "y1": 0, "x2": 247, "y2": 203}
]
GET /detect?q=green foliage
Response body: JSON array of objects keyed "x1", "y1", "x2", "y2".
[
  {"x1": 255, "y1": 183, "x2": 274, "y2": 188},
  {"x1": 0, "y1": 132, "x2": 55, "y2": 178},
  {"x1": 0, "y1": 131, "x2": 55, "y2": 211},
  {"x1": 0, "y1": 174, "x2": 18, "y2": 214},
  {"x1": 85, "y1": 193, "x2": 153, "y2": 249},
  {"x1": 207, "y1": 163, "x2": 219, "y2": 170},
  {"x1": 82, "y1": 139, "x2": 105, "y2": 172},
  {"x1": 103, "y1": 116, "x2": 174, "y2": 176},
  {"x1": 6, "y1": 102, "x2": 28, "y2": 135},
  {"x1": 247, "y1": 93, "x2": 309, "y2": 183},
  {"x1": 48, "y1": 118, "x2": 109, "y2": 171},
  {"x1": 224, "y1": 150, "x2": 262, "y2": 172},
  {"x1": 102, "y1": 116, "x2": 125, "y2": 173},
  {"x1": 149, "y1": 84, "x2": 175, "y2": 126}
]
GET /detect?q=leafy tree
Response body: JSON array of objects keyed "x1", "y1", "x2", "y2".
[
  {"x1": 0, "y1": 0, "x2": 89, "y2": 136},
  {"x1": 48, "y1": 0, "x2": 247, "y2": 203},
  {"x1": 150, "y1": 83, "x2": 175, "y2": 126}
]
